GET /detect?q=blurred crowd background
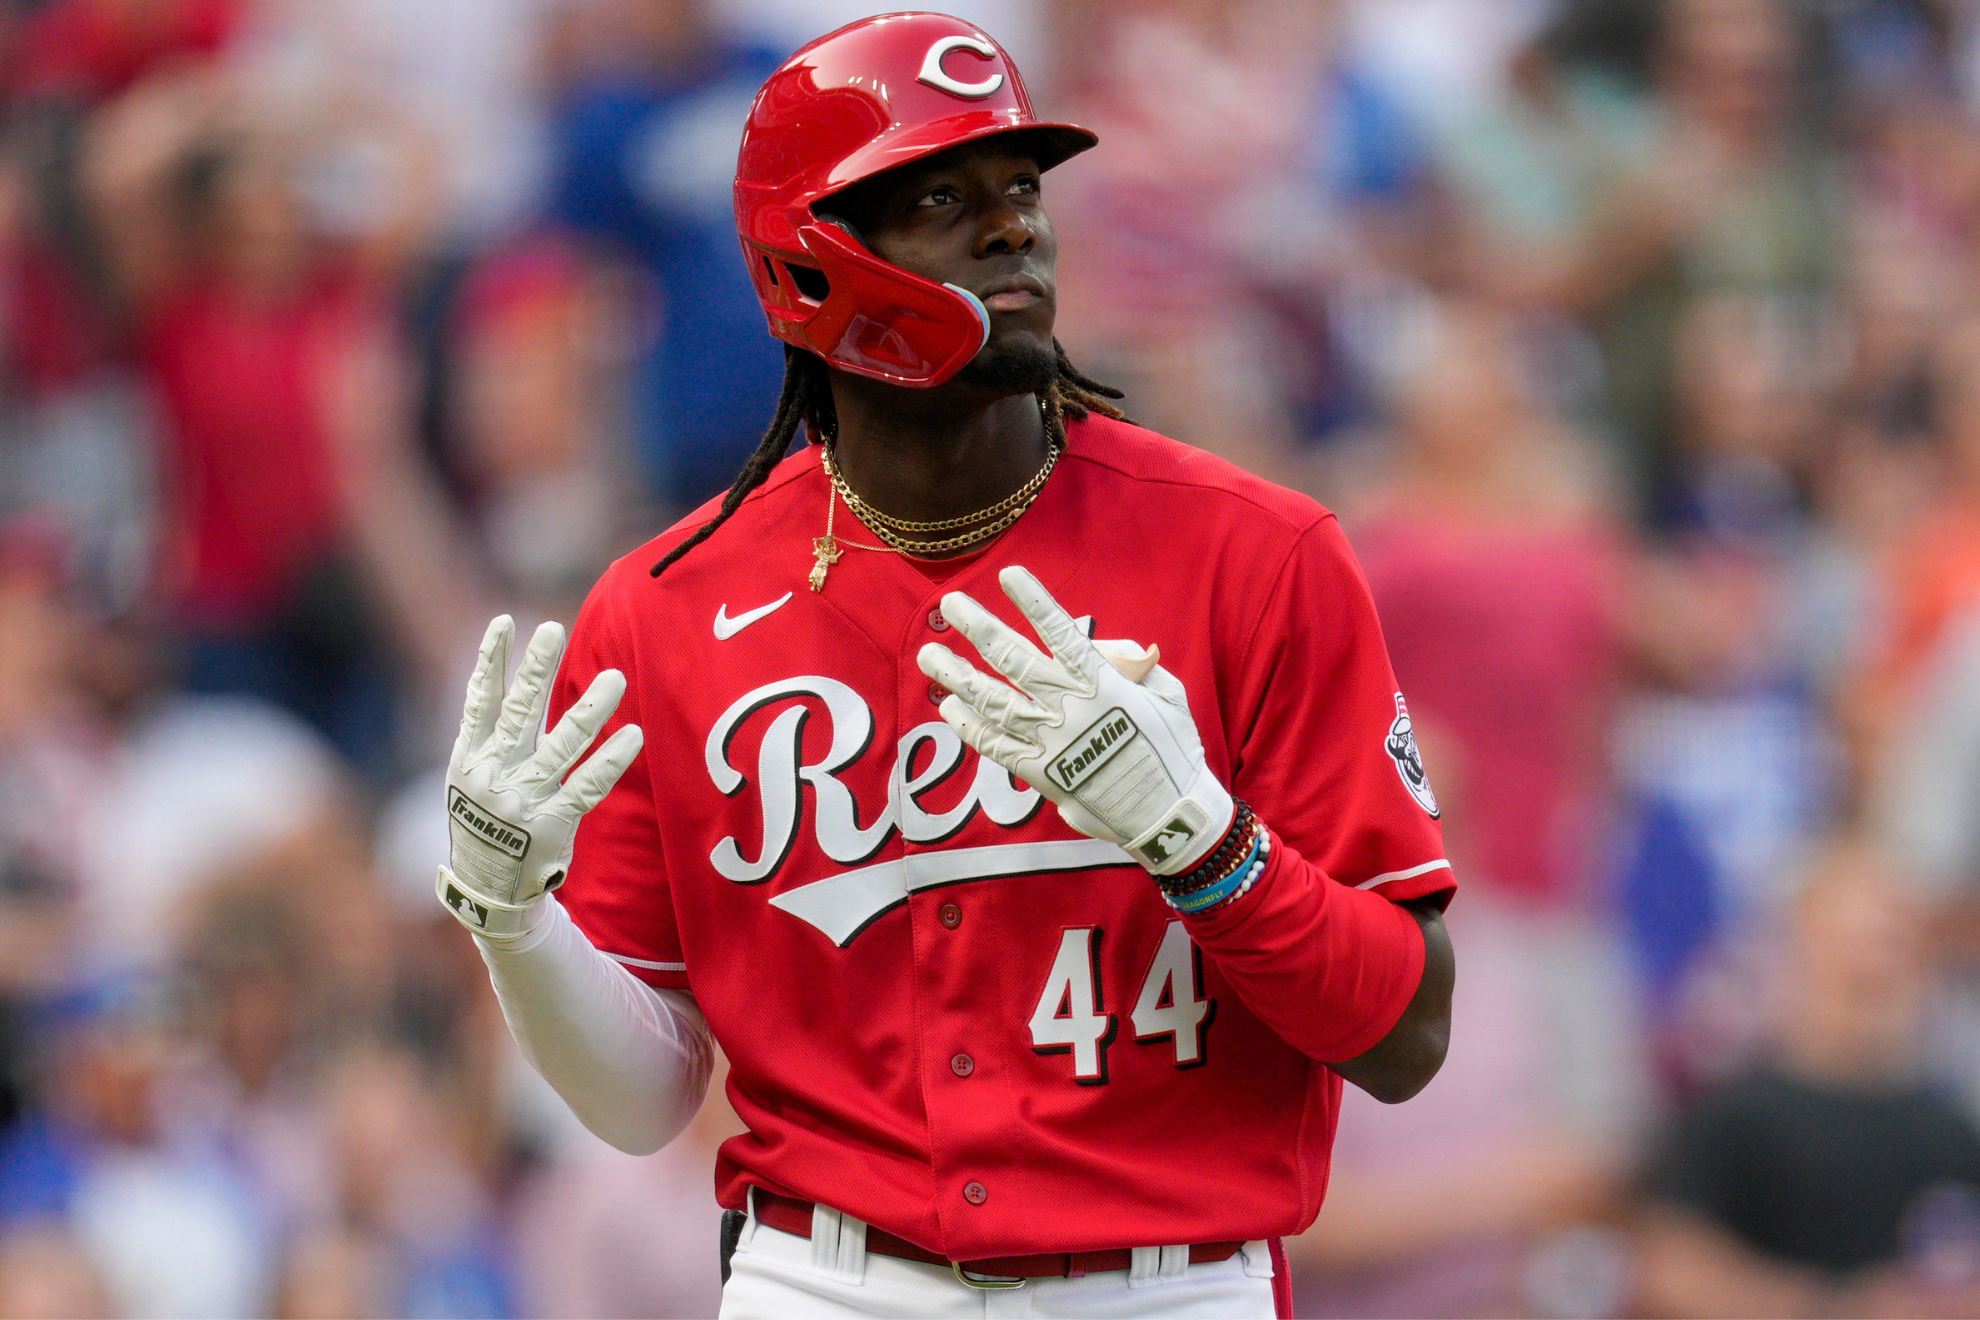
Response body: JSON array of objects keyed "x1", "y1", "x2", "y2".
[{"x1": 0, "y1": 0, "x2": 1977, "y2": 1315}]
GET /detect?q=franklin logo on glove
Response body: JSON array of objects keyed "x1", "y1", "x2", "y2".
[
  {"x1": 449, "y1": 787, "x2": 530, "y2": 860},
  {"x1": 1048, "y1": 709, "x2": 1138, "y2": 792}
]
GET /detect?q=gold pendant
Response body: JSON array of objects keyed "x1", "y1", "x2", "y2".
[{"x1": 809, "y1": 534, "x2": 841, "y2": 592}]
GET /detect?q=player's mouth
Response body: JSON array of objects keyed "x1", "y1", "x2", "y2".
[{"x1": 979, "y1": 275, "x2": 1050, "y2": 313}]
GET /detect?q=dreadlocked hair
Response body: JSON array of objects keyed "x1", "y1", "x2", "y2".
[{"x1": 650, "y1": 339, "x2": 1126, "y2": 577}]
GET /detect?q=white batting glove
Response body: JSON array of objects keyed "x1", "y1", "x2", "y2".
[
  {"x1": 918, "y1": 566, "x2": 1235, "y2": 875},
  {"x1": 439, "y1": 616, "x2": 644, "y2": 940}
]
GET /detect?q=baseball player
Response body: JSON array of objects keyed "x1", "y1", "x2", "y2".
[{"x1": 437, "y1": 14, "x2": 1455, "y2": 1318}]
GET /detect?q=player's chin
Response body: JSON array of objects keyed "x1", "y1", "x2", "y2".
[{"x1": 956, "y1": 327, "x2": 1056, "y2": 396}]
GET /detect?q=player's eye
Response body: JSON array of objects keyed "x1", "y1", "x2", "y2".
[
  {"x1": 1006, "y1": 175, "x2": 1040, "y2": 198},
  {"x1": 915, "y1": 185, "x2": 963, "y2": 209}
]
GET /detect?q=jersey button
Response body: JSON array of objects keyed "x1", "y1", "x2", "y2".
[
  {"x1": 963, "y1": 1181, "x2": 988, "y2": 1205},
  {"x1": 938, "y1": 902, "x2": 962, "y2": 929},
  {"x1": 950, "y1": 1052, "x2": 974, "y2": 1077},
  {"x1": 928, "y1": 609, "x2": 950, "y2": 632},
  {"x1": 927, "y1": 682, "x2": 949, "y2": 707}
]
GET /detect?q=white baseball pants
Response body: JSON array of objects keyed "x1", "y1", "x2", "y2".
[{"x1": 718, "y1": 1200, "x2": 1279, "y2": 1318}]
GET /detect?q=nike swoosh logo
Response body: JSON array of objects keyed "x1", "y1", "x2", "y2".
[{"x1": 714, "y1": 592, "x2": 793, "y2": 640}]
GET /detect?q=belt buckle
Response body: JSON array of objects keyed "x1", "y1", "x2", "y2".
[{"x1": 952, "y1": 1262, "x2": 1026, "y2": 1290}]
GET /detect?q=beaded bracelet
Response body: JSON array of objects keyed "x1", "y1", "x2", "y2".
[
  {"x1": 1165, "y1": 829, "x2": 1268, "y2": 914},
  {"x1": 1222, "y1": 832, "x2": 1271, "y2": 908},
  {"x1": 1158, "y1": 802, "x2": 1270, "y2": 914}
]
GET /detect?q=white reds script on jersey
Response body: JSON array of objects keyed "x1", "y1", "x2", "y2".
[{"x1": 550, "y1": 414, "x2": 1454, "y2": 1259}]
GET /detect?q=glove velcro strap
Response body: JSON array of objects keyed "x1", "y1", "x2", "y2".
[
  {"x1": 437, "y1": 865, "x2": 543, "y2": 942},
  {"x1": 1123, "y1": 791, "x2": 1234, "y2": 875}
]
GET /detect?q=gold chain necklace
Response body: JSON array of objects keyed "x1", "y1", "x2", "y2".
[
  {"x1": 832, "y1": 443, "x2": 1059, "y2": 534},
  {"x1": 823, "y1": 444, "x2": 1059, "y2": 552},
  {"x1": 810, "y1": 436, "x2": 1060, "y2": 592}
]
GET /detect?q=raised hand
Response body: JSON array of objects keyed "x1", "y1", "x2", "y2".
[
  {"x1": 439, "y1": 616, "x2": 644, "y2": 939},
  {"x1": 917, "y1": 566, "x2": 1233, "y2": 875}
]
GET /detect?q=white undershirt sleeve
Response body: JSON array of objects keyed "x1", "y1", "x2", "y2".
[{"x1": 473, "y1": 896, "x2": 713, "y2": 1155}]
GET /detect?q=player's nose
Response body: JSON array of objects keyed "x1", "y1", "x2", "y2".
[{"x1": 975, "y1": 199, "x2": 1037, "y2": 257}]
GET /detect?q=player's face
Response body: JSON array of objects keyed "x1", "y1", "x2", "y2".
[{"x1": 825, "y1": 139, "x2": 1058, "y2": 392}]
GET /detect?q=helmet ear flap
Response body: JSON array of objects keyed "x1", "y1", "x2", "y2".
[
  {"x1": 815, "y1": 212, "x2": 867, "y2": 247},
  {"x1": 792, "y1": 222, "x2": 989, "y2": 387},
  {"x1": 743, "y1": 242, "x2": 829, "y2": 322},
  {"x1": 777, "y1": 213, "x2": 860, "y2": 303},
  {"x1": 782, "y1": 261, "x2": 830, "y2": 303}
]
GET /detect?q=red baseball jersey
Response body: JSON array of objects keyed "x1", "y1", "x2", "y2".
[{"x1": 550, "y1": 413, "x2": 1454, "y2": 1258}]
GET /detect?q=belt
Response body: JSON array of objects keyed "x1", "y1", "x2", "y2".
[{"x1": 751, "y1": 1190, "x2": 1245, "y2": 1284}]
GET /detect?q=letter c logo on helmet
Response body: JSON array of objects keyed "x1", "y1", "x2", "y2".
[
  {"x1": 733, "y1": 13, "x2": 1096, "y2": 389},
  {"x1": 918, "y1": 34, "x2": 1005, "y2": 99}
]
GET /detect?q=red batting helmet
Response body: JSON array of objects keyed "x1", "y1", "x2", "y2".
[{"x1": 734, "y1": 12, "x2": 1096, "y2": 388}]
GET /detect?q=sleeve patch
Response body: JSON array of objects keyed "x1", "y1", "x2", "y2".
[{"x1": 1385, "y1": 693, "x2": 1440, "y2": 818}]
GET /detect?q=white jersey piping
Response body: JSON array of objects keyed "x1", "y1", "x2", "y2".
[
  {"x1": 1353, "y1": 858, "x2": 1452, "y2": 890},
  {"x1": 605, "y1": 952, "x2": 688, "y2": 972}
]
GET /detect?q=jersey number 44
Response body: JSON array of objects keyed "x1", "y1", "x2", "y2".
[{"x1": 1031, "y1": 920, "x2": 1214, "y2": 1086}]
